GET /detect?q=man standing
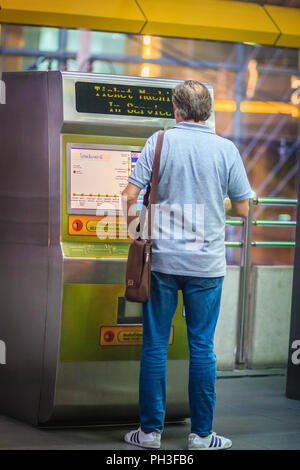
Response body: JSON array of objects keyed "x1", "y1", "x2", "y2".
[{"x1": 121, "y1": 80, "x2": 252, "y2": 450}]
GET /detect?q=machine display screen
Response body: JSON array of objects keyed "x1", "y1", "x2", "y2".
[
  {"x1": 75, "y1": 81, "x2": 174, "y2": 118},
  {"x1": 69, "y1": 147, "x2": 146, "y2": 213}
]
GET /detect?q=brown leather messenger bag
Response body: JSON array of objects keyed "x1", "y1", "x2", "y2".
[{"x1": 125, "y1": 130, "x2": 165, "y2": 303}]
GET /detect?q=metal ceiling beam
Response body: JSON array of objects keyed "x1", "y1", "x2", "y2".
[{"x1": 0, "y1": 46, "x2": 299, "y2": 76}]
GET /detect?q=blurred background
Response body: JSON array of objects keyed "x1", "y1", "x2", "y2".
[{"x1": 0, "y1": 10, "x2": 299, "y2": 267}]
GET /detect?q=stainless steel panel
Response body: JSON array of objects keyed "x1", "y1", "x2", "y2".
[
  {"x1": 47, "y1": 360, "x2": 189, "y2": 424},
  {"x1": 62, "y1": 258, "x2": 127, "y2": 284},
  {"x1": 0, "y1": 72, "x2": 52, "y2": 425},
  {"x1": 38, "y1": 72, "x2": 64, "y2": 423},
  {"x1": 61, "y1": 72, "x2": 180, "y2": 137},
  {"x1": 61, "y1": 72, "x2": 215, "y2": 136}
]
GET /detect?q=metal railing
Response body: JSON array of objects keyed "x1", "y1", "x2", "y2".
[{"x1": 225, "y1": 197, "x2": 298, "y2": 364}]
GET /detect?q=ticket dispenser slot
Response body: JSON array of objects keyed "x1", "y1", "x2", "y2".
[{"x1": 117, "y1": 297, "x2": 143, "y2": 325}]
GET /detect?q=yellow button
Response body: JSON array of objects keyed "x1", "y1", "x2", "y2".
[{"x1": 86, "y1": 221, "x2": 97, "y2": 232}]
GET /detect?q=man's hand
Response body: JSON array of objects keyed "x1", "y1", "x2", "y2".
[{"x1": 224, "y1": 198, "x2": 232, "y2": 213}]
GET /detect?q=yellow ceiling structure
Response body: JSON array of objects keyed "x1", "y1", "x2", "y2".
[
  {"x1": 0, "y1": 0, "x2": 299, "y2": 48},
  {"x1": 0, "y1": 0, "x2": 145, "y2": 33},
  {"x1": 139, "y1": 0, "x2": 279, "y2": 45},
  {"x1": 265, "y1": 5, "x2": 300, "y2": 48}
]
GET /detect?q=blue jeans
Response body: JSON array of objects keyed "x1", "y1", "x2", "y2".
[{"x1": 139, "y1": 271, "x2": 224, "y2": 436}]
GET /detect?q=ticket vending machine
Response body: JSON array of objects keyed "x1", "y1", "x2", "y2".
[{"x1": 0, "y1": 72, "x2": 215, "y2": 425}]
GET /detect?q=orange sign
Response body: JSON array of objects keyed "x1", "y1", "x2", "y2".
[
  {"x1": 100, "y1": 326, "x2": 174, "y2": 346},
  {"x1": 68, "y1": 215, "x2": 128, "y2": 238}
]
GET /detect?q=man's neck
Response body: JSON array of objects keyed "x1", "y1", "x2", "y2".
[{"x1": 175, "y1": 118, "x2": 205, "y2": 125}]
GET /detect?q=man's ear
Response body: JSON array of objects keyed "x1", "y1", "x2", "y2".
[{"x1": 173, "y1": 102, "x2": 180, "y2": 122}]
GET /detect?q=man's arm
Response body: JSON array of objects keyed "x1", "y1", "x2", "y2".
[
  {"x1": 224, "y1": 197, "x2": 249, "y2": 218},
  {"x1": 122, "y1": 134, "x2": 157, "y2": 237},
  {"x1": 226, "y1": 143, "x2": 252, "y2": 218},
  {"x1": 121, "y1": 183, "x2": 141, "y2": 237}
]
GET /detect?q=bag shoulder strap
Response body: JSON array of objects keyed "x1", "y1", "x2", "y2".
[
  {"x1": 137, "y1": 130, "x2": 164, "y2": 240},
  {"x1": 147, "y1": 130, "x2": 165, "y2": 240}
]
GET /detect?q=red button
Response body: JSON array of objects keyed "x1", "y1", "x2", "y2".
[
  {"x1": 72, "y1": 219, "x2": 83, "y2": 231},
  {"x1": 104, "y1": 331, "x2": 115, "y2": 342}
]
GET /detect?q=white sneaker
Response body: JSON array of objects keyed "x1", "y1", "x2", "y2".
[
  {"x1": 188, "y1": 432, "x2": 232, "y2": 450},
  {"x1": 124, "y1": 427, "x2": 161, "y2": 449}
]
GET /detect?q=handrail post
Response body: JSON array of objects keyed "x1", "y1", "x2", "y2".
[{"x1": 236, "y1": 198, "x2": 253, "y2": 365}]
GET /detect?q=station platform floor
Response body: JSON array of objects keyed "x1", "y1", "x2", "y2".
[{"x1": 0, "y1": 372, "x2": 299, "y2": 450}]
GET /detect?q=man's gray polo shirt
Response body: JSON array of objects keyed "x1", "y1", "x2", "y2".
[{"x1": 128, "y1": 122, "x2": 252, "y2": 277}]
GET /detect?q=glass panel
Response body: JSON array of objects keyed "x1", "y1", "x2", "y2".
[
  {"x1": 1, "y1": 24, "x2": 298, "y2": 265},
  {"x1": 35, "y1": 58, "x2": 59, "y2": 71},
  {"x1": 66, "y1": 58, "x2": 78, "y2": 71},
  {"x1": 92, "y1": 60, "x2": 124, "y2": 75},
  {"x1": 66, "y1": 29, "x2": 80, "y2": 53},
  {"x1": 90, "y1": 31, "x2": 126, "y2": 55},
  {"x1": 38, "y1": 27, "x2": 59, "y2": 51}
]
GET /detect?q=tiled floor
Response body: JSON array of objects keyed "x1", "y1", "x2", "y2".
[{"x1": 0, "y1": 374, "x2": 299, "y2": 450}]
